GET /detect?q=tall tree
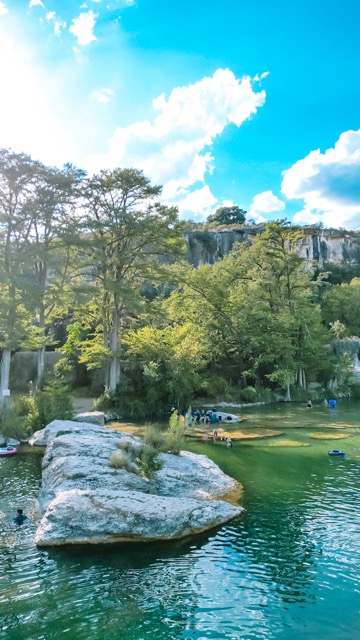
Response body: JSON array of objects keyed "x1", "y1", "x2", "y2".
[
  {"x1": 79, "y1": 168, "x2": 185, "y2": 391},
  {"x1": 321, "y1": 278, "x2": 360, "y2": 337},
  {"x1": 170, "y1": 221, "x2": 331, "y2": 399},
  {"x1": 0, "y1": 149, "x2": 44, "y2": 401},
  {"x1": 22, "y1": 163, "x2": 85, "y2": 386},
  {"x1": 207, "y1": 205, "x2": 246, "y2": 226}
]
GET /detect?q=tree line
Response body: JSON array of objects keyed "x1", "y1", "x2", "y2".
[{"x1": 0, "y1": 148, "x2": 359, "y2": 416}]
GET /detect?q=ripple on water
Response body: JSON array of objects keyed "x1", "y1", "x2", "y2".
[{"x1": 1, "y1": 410, "x2": 360, "y2": 640}]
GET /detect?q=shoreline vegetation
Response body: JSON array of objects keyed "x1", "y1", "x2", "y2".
[{"x1": 0, "y1": 152, "x2": 359, "y2": 441}]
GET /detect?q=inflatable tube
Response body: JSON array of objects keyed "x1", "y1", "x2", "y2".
[
  {"x1": 328, "y1": 449, "x2": 346, "y2": 457},
  {"x1": 0, "y1": 446, "x2": 17, "y2": 456}
]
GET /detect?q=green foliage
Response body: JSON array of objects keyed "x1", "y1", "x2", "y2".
[
  {"x1": 206, "y1": 205, "x2": 246, "y2": 226},
  {"x1": 144, "y1": 424, "x2": 168, "y2": 451},
  {"x1": 187, "y1": 231, "x2": 218, "y2": 252},
  {"x1": 330, "y1": 320, "x2": 347, "y2": 339},
  {"x1": 110, "y1": 435, "x2": 163, "y2": 479},
  {"x1": 335, "y1": 352, "x2": 354, "y2": 392},
  {"x1": 166, "y1": 409, "x2": 187, "y2": 455},
  {"x1": 79, "y1": 167, "x2": 185, "y2": 392},
  {"x1": 0, "y1": 403, "x2": 26, "y2": 441},
  {"x1": 321, "y1": 279, "x2": 360, "y2": 337},
  {"x1": 318, "y1": 262, "x2": 360, "y2": 285},
  {"x1": 136, "y1": 444, "x2": 163, "y2": 479},
  {"x1": 0, "y1": 151, "x2": 353, "y2": 413},
  {"x1": 122, "y1": 321, "x2": 209, "y2": 413},
  {"x1": 238, "y1": 387, "x2": 257, "y2": 402},
  {"x1": 349, "y1": 380, "x2": 360, "y2": 398},
  {"x1": 25, "y1": 378, "x2": 74, "y2": 432}
]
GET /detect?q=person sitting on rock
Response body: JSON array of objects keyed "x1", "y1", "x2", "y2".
[{"x1": 14, "y1": 509, "x2": 27, "y2": 525}]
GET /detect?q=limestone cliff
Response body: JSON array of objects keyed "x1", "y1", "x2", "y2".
[{"x1": 185, "y1": 226, "x2": 360, "y2": 268}]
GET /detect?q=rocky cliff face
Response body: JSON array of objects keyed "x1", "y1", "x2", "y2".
[
  {"x1": 30, "y1": 420, "x2": 243, "y2": 546},
  {"x1": 185, "y1": 227, "x2": 360, "y2": 268}
]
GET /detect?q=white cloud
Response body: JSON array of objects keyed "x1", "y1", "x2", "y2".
[
  {"x1": 29, "y1": 0, "x2": 44, "y2": 8},
  {"x1": 282, "y1": 129, "x2": 360, "y2": 229},
  {"x1": 69, "y1": 11, "x2": 97, "y2": 45},
  {"x1": 46, "y1": 11, "x2": 66, "y2": 36},
  {"x1": 248, "y1": 190, "x2": 285, "y2": 222},
  {"x1": 86, "y1": 68, "x2": 266, "y2": 215},
  {"x1": 170, "y1": 186, "x2": 218, "y2": 221},
  {"x1": 254, "y1": 71, "x2": 270, "y2": 82},
  {"x1": 91, "y1": 88, "x2": 115, "y2": 104},
  {"x1": 0, "y1": 2, "x2": 8, "y2": 17}
]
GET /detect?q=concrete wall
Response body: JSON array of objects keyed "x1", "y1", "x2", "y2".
[{"x1": 10, "y1": 352, "x2": 63, "y2": 391}]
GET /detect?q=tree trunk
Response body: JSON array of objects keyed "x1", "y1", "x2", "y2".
[
  {"x1": 0, "y1": 349, "x2": 11, "y2": 408},
  {"x1": 37, "y1": 306, "x2": 46, "y2": 388},
  {"x1": 37, "y1": 346, "x2": 45, "y2": 389},
  {"x1": 298, "y1": 368, "x2": 306, "y2": 389},
  {"x1": 284, "y1": 383, "x2": 291, "y2": 402},
  {"x1": 108, "y1": 307, "x2": 120, "y2": 392}
]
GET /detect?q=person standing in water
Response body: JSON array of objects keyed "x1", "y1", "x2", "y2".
[
  {"x1": 14, "y1": 509, "x2": 27, "y2": 525},
  {"x1": 307, "y1": 399, "x2": 312, "y2": 408}
]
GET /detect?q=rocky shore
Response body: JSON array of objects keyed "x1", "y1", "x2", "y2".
[{"x1": 30, "y1": 419, "x2": 243, "y2": 547}]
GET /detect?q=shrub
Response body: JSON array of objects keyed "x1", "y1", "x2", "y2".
[
  {"x1": 349, "y1": 381, "x2": 360, "y2": 398},
  {"x1": 0, "y1": 403, "x2": 26, "y2": 441},
  {"x1": 25, "y1": 378, "x2": 74, "y2": 432},
  {"x1": 238, "y1": 386, "x2": 257, "y2": 403},
  {"x1": 94, "y1": 388, "x2": 149, "y2": 419},
  {"x1": 108, "y1": 451, "x2": 140, "y2": 475},
  {"x1": 117, "y1": 440, "x2": 137, "y2": 454},
  {"x1": 136, "y1": 444, "x2": 163, "y2": 479},
  {"x1": 143, "y1": 424, "x2": 168, "y2": 451},
  {"x1": 93, "y1": 388, "x2": 112, "y2": 412},
  {"x1": 166, "y1": 410, "x2": 186, "y2": 455},
  {"x1": 255, "y1": 387, "x2": 276, "y2": 403}
]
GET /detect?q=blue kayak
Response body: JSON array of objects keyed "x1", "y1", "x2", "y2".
[{"x1": 328, "y1": 449, "x2": 346, "y2": 457}]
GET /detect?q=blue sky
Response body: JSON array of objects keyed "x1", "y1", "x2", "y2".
[{"x1": 1, "y1": 0, "x2": 360, "y2": 227}]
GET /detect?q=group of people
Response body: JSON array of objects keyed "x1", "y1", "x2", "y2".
[
  {"x1": 213, "y1": 430, "x2": 233, "y2": 447},
  {"x1": 192, "y1": 408, "x2": 219, "y2": 424},
  {"x1": 307, "y1": 398, "x2": 337, "y2": 408}
]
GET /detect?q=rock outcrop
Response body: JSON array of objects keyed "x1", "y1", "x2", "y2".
[
  {"x1": 185, "y1": 227, "x2": 360, "y2": 268},
  {"x1": 74, "y1": 411, "x2": 105, "y2": 426},
  {"x1": 31, "y1": 420, "x2": 243, "y2": 547}
]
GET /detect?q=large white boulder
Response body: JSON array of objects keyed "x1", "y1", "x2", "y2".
[{"x1": 33, "y1": 420, "x2": 243, "y2": 546}]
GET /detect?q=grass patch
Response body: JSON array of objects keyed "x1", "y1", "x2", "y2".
[
  {"x1": 108, "y1": 450, "x2": 140, "y2": 475},
  {"x1": 143, "y1": 424, "x2": 168, "y2": 451}
]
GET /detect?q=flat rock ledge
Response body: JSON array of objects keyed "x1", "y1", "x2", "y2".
[
  {"x1": 30, "y1": 420, "x2": 243, "y2": 547},
  {"x1": 74, "y1": 411, "x2": 105, "y2": 426}
]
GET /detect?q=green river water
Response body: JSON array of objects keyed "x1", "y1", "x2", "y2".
[{"x1": 0, "y1": 401, "x2": 360, "y2": 640}]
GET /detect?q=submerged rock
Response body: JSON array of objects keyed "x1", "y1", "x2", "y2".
[{"x1": 33, "y1": 420, "x2": 243, "y2": 546}]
